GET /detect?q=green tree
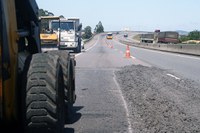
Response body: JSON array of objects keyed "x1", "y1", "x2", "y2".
[
  {"x1": 179, "y1": 30, "x2": 200, "y2": 43},
  {"x1": 82, "y1": 26, "x2": 92, "y2": 39},
  {"x1": 94, "y1": 21, "x2": 104, "y2": 33},
  {"x1": 188, "y1": 30, "x2": 200, "y2": 40},
  {"x1": 59, "y1": 15, "x2": 65, "y2": 18},
  {"x1": 39, "y1": 9, "x2": 54, "y2": 17},
  {"x1": 179, "y1": 35, "x2": 189, "y2": 42}
]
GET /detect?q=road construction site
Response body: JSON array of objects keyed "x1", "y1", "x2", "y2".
[{"x1": 64, "y1": 33, "x2": 200, "y2": 132}]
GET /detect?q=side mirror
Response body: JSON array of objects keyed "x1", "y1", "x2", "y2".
[{"x1": 78, "y1": 23, "x2": 82, "y2": 31}]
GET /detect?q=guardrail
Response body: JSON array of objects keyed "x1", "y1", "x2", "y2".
[
  {"x1": 119, "y1": 40, "x2": 200, "y2": 56},
  {"x1": 83, "y1": 33, "x2": 97, "y2": 44}
]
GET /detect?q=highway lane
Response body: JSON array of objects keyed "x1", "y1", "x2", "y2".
[
  {"x1": 113, "y1": 34, "x2": 200, "y2": 82},
  {"x1": 65, "y1": 34, "x2": 141, "y2": 133},
  {"x1": 64, "y1": 33, "x2": 200, "y2": 132},
  {"x1": 116, "y1": 31, "x2": 146, "y2": 43}
]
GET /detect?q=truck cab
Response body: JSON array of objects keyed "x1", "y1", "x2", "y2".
[{"x1": 51, "y1": 18, "x2": 82, "y2": 53}]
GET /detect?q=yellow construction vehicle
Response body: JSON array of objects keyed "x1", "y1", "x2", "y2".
[
  {"x1": 106, "y1": 32, "x2": 113, "y2": 39},
  {"x1": 39, "y1": 16, "x2": 60, "y2": 47},
  {"x1": 0, "y1": 0, "x2": 76, "y2": 132}
]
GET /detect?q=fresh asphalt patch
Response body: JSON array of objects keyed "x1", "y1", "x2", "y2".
[{"x1": 115, "y1": 65, "x2": 200, "y2": 133}]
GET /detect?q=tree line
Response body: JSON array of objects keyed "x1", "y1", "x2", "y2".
[
  {"x1": 82, "y1": 21, "x2": 104, "y2": 39},
  {"x1": 180, "y1": 30, "x2": 200, "y2": 43}
]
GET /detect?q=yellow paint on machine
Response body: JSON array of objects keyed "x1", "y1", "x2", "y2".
[
  {"x1": 107, "y1": 36, "x2": 113, "y2": 39},
  {"x1": 1, "y1": 0, "x2": 18, "y2": 121},
  {"x1": 0, "y1": 46, "x2": 2, "y2": 119},
  {"x1": 40, "y1": 33, "x2": 58, "y2": 45},
  {"x1": 40, "y1": 33, "x2": 57, "y2": 41}
]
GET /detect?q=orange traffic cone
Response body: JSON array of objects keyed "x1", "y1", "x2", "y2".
[{"x1": 125, "y1": 45, "x2": 131, "y2": 58}]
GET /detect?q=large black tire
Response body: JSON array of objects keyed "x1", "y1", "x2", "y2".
[
  {"x1": 46, "y1": 50, "x2": 71, "y2": 101},
  {"x1": 69, "y1": 57, "x2": 76, "y2": 104},
  {"x1": 25, "y1": 53, "x2": 65, "y2": 133},
  {"x1": 64, "y1": 56, "x2": 76, "y2": 123},
  {"x1": 47, "y1": 50, "x2": 76, "y2": 123},
  {"x1": 78, "y1": 39, "x2": 82, "y2": 53}
]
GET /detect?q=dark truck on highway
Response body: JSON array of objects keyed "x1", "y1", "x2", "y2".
[
  {"x1": 155, "y1": 31, "x2": 180, "y2": 44},
  {"x1": 140, "y1": 31, "x2": 180, "y2": 44}
]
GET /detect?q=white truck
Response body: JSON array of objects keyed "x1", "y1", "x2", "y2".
[
  {"x1": 50, "y1": 18, "x2": 82, "y2": 53},
  {"x1": 140, "y1": 33, "x2": 154, "y2": 43}
]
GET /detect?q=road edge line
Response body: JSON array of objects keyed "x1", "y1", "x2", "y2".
[{"x1": 113, "y1": 73, "x2": 133, "y2": 133}]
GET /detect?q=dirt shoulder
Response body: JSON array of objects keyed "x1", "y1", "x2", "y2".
[{"x1": 115, "y1": 65, "x2": 200, "y2": 133}]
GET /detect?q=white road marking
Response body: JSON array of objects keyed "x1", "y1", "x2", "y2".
[
  {"x1": 130, "y1": 56, "x2": 136, "y2": 59},
  {"x1": 113, "y1": 74, "x2": 133, "y2": 133},
  {"x1": 85, "y1": 37, "x2": 99, "y2": 52},
  {"x1": 75, "y1": 37, "x2": 99, "y2": 57},
  {"x1": 74, "y1": 51, "x2": 83, "y2": 57},
  {"x1": 167, "y1": 73, "x2": 180, "y2": 80}
]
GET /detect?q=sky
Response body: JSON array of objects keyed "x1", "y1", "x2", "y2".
[{"x1": 36, "y1": 0, "x2": 200, "y2": 32}]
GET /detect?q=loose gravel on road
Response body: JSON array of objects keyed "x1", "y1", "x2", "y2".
[{"x1": 115, "y1": 65, "x2": 200, "y2": 133}]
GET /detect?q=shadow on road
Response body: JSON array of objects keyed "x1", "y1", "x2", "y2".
[
  {"x1": 67, "y1": 106, "x2": 83, "y2": 124},
  {"x1": 64, "y1": 127, "x2": 75, "y2": 133},
  {"x1": 64, "y1": 106, "x2": 83, "y2": 133}
]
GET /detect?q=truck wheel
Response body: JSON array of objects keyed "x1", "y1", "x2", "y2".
[
  {"x1": 65, "y1": 57, "x2": 76, "y2": 123},
  {"x1": 25, "y1": 53, "x2": 65, "y2": 133},
  {"x1": 69, "y1": 57, "x2": 76, "y2": 104},
  {"x1": 46, "y1": 50, "x2": 70, "y2": 101},
  {"x1": 47, "y1": 50, "x2": 76, "y2": 123},
  {"x1": 79, "y1": 39, "x2": 82, "y2": 52},
  {"x1": 75, "y1": 46, "x2": 80, "y2": 53},
  {"x1": 75, "y1": 40, "x2": 81, "y2": 53},
  {"x1": 79, "y1": 44, "x2": 81, "y2": 53}
]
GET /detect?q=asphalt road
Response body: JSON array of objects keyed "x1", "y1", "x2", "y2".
[
  {"x1": 64, "y1": 33, "x2": 200, "y2": 132},
  {"x1": 114, "y1": 32, "x2": 200, "y2": 82},
  {"x1": 65, "y1": 34, "x2": 137, "y2": 133}
]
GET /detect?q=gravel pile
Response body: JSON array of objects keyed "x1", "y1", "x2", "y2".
[{"x1": 115, "y1": 65, "x2": 200, "y2": 133}]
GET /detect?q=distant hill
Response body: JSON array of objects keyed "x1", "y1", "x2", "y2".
[{"x1": 176, "y1": 30, "x2": 189, "y2": 36}]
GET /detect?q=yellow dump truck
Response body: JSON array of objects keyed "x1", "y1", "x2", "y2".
[{"x1": 0, "y1": 0, "x2": 76, "y2": 132}]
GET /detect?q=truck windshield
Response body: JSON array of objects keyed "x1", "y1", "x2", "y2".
[{"x1": 51, "y1": 22, "x2": 74, "y2": 31}]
